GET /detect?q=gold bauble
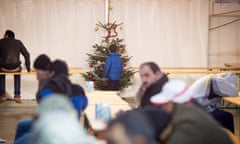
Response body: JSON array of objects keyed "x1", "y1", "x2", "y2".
[
  {"x1": 95, "y1": 26, "x2": 99, "y2": 31},
  {"x1": 109, "y1": 5, "x2": 113, "y2": 11},
  {"x1": 97, "y1": 61, "x2": 101, "y2": 64},
  {"x1": 106, "y1": 24, "x2": 111, "y2": 29}
]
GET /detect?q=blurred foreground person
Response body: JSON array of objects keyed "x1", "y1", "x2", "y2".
[
  {"x1": 105, "y1": 110, "x2": 156, "y2": 144},
  {"x1": 28, "y1": 94, "x2": 97, "y2": 144},
  {"x1": 149, "y1": 79, "x2": 234, "y2": 144}
]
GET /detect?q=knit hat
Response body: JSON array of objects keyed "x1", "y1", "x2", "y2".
[
  {"x1": 34, "y1": 54, "x2": 51, "y2": 70},
  {"x1": 150, "y1": 80, "x2": 192, "y2": 105},
  {"x1": 29, "y1": 112, "x2": 97, "y2": 144},
  {"x1": 50, "y1": 60, "x2": 69, "y2": 75},
  {"x1": 36, "y1": 94, "x2": 77, "y2": 118}
]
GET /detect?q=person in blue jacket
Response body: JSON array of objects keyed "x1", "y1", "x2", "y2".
[
  {"x1": 103, "y1": 44, "x2": 123, "y2": 90},
  {"x1": 14, "y1": 59, "x2": 88, "y2": 144},
  {"x1": 38, "y1": 60, "x2": 88, "y2": 119}
]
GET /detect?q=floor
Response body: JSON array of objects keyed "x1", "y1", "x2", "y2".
[
  {"x1": 0, "y1": 100, "x2": 37, "y2": 144},
  {"x1": 0, "y1": 98, "x2": 240, "y2": 144}
]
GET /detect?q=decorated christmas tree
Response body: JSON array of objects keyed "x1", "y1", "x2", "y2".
[{"x1": 82, "y1": 21, "x2": 135, "y2": 90}]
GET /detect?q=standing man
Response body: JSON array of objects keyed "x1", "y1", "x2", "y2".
[
  {"x1": 0, "y1": 30, "x2": 30, "y2": 103},
  {"x1": 103, "y1": 44, "x2": 123, "y2": 90},
  {"x1": 136, "y1": 62, "x2": 168, "y2": 107}
]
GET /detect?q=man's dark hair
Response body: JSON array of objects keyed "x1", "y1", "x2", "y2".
[
  {"x1": 107, "y1": 110, "x2": 156, "y2": 144},
  {"x1": 140, "y1": 62, "x2": 161, "y2": 73},
  {"x1": 5, "y1": 30, "x2": 15, "y2": 38},
  {"x1": 50, "y1": 60, "x2": 68, "y2": 76},
  {"x1": 109, "y1": 44, "x2": 117, "y2": 53},
  {"x1": 34, "y1": 54, "x2": 51, "y2": 70}
]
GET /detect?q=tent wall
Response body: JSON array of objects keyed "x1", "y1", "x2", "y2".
[
  {"x1": 209, "y1": 2, "x2": 240, "y2": 66},
  {"x1": 0, "y1": 0, "x2": 209, "y2": 69},
  {"x1": 2, "y1": 0, "x2": 239, "y2": 98}
]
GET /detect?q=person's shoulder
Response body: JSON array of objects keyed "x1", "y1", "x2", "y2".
[
  {"x1": 72, "y1": 83, "x2": 85, "y2": 96},
  {"x1": 15, "y1": 39, "x2": 23, "y2": 43},
  {"x1": 0, "y1": 38, "x2": 7, "y2": 43}
]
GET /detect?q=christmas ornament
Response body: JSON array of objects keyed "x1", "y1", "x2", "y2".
[
  {"x1": 95, "y1": 26, "x2": 99, "y2": 31},
  {"x1": 105, "y1": 22, "x2": 123, "y2": 40},
  {"x1": 99, "y1": 66, "x2": 103, "y2": 71},
  {"x1": 97, "y1": 61, "x2": 101, "y2": 64},
  {"x1": 102, "y1": 39, "x2": 105, "y2": 43},
  {"x1": 89, "y1": 74, "x2": 93, "y2": 79},
  {"x1": 109, "y1": 5, "x2": 113, "y2": 11},
  {"x1": 89, "y1": 63, "x2": 93, "y2": 68},
  {"x1": 121, "y1": 48, "x2": 125, "y2": 53}
]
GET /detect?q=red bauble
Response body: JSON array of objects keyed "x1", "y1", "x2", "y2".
[
  {"x1": 121, "y1": 48, "x2": 125, "y2": 53},
  {"x1": 99, "y1": 66, "x2": 103, "y2": 71},
  {"x1": 89, "y1": 74, "x2": 93, "y2": 79},
  {"x1": 89, "y1": 63, "x2": 93, "y2": 68},
  {"x1": 123, "y1": 63, "x2": 127, "y2": 67},
  {"x1": 94, "y1": 84, "x2": 98, "y2": 88}
]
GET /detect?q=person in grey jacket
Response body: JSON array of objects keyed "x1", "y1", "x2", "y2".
[{"x1": 188, "y1": 73, "x2": 239, "y2": 133}]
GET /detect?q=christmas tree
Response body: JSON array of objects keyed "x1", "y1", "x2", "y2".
[{"x1": 82, "y1": 21, "x2": 135, "y2": 90}]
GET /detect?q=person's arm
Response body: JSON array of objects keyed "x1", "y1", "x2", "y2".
[
  {"x1": 103, "y1": 56, "x2": 111, "y2": 78},
  {"x1": 213, "y1": 77, "x2": 238, "y2": 97},
  {"x1": 19, "y1": 41, "x2": 30, "y2": 72}
]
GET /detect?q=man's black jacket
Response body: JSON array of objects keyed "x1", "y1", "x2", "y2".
[{"x1": 0, "y1": 38, "x2": 30, "y2": 71}]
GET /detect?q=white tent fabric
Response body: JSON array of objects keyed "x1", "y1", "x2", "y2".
[
  {"x1": 0, "y1": 0, "x2": 209, "y2": 68},
  {"x1": 0, "y1": 0, "x2": 209, "y2": 99}
]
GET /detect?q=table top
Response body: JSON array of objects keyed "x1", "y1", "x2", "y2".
[
  {"x1": 223, "y1": 96, "x2": 240, "y2": 106},
  {"x1": 85, "y1": 91, "x2": 131, "y2": 131},
  {"x1": 222, "y1": 92, "x2": 240, "y2": 105},
  {"x1": 86, "y1": 91, "x2": 126, "y2": 105}
]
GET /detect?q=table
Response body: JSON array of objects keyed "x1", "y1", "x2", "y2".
[
  {"x1": 223, "y1": 96, "x2": 240, "y2": 106},
  {"x1": 84, "y1": 91, "x2": 131, "y2": 132},
  {"x1": 222, "y1": 94, "x2": 240, "y2": 139}
]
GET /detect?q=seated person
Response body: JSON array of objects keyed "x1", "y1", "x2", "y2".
[
  {"x1": 188, "y1": 73, "x2": 239, "y2": 133},
  {"x1": 37, "y1": 59, "x2": 88, "y2": 118},
  {"x1": 14, "y1": 54, "x2": 51, "y2": 141},
  {"x1": 14, "y1": 59, "x2": 88, "y2": 144},
  {"x1": 18, "y1": 95, "x2": 96, "y2": 144}
]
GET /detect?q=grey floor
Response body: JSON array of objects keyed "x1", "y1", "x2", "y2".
[{"x1": 0, "y1": 98, "x2": 239, "y2": 144}]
